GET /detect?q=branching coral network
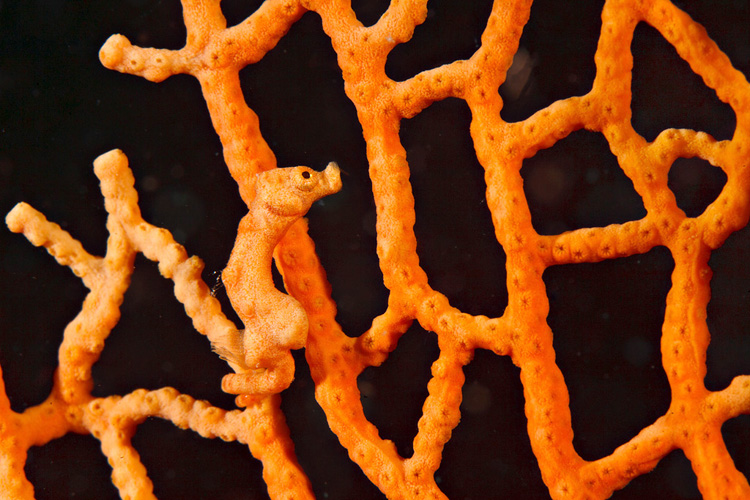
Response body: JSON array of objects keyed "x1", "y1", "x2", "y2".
[{"x1": 2, "y1": 0, "x2": 750, "y2": 499}]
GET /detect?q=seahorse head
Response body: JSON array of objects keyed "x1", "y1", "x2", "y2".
[{"x1": 256, "y1": 162, "x2": 342, "y2": 217}]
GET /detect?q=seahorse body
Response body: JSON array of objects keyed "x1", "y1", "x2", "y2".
[{"x1": 218, "y1": 163, "x2": 341, "y2": 399}]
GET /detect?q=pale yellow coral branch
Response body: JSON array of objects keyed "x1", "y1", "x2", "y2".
[{"x1": 6, "y1": 203, "x2": 102, "y2": 288}]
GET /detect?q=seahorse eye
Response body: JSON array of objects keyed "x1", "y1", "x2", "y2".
[{"x1": 297, "y1": 168, "x2": 317, "y2": 191}]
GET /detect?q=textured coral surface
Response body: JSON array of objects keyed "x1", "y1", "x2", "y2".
[{"x1": 1, "y1": 1, "x2": 750, "y2": 499}]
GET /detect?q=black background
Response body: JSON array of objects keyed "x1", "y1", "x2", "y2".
[{"x1": 1, "y1": 0, "x2": 750, "y2": 499}]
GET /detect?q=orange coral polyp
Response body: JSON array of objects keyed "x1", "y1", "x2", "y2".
[{"x1": 3, "y1": 0, "x2": 750, "y2": 499}]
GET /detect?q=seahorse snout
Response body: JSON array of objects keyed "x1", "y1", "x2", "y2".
[{"x1": 318, "y1": 162, "x2": 342, "y2": 197}]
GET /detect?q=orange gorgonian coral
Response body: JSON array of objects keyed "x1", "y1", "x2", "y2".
[{"x1": 1, "y1": 0, "x2": 750, "y2": 499}]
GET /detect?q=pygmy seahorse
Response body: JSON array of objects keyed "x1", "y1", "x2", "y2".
[{"x1": 218, "y1": 163, "x2": 341, "y2": 400}]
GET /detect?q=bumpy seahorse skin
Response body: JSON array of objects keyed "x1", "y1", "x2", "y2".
[{"x1": 220, "y1": 164, "x2": 342, "y2": 400}]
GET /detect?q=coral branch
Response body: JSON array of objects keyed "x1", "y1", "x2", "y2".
[{"x1": 3, "y1": 0, "x2": 750, "y2": 499}]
